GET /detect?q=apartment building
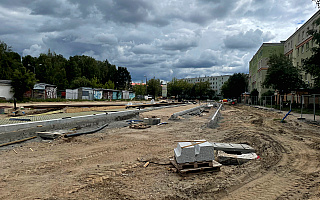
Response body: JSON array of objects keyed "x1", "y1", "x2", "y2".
[
  {"x1": 249, "y1": 43, "x2": 284, "y2": 97},
  {"x1": 181, "y1": 75, "x2": 231, "y2": 96},
  {"x1": 284, "y1": 9, "x2": 320, "y2": 88}
]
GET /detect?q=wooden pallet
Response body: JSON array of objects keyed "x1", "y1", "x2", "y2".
[{"x1": 170, "y1": 157, "x2": 222, "y2": 174}]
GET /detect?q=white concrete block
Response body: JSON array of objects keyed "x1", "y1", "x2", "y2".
[{"x1": 174, "y1": 141, "x2": 214, "y2": 163}]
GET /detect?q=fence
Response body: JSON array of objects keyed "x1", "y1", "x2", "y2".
[{"x1": 243, "y1": 94, "x2": 320, "y2": 121}]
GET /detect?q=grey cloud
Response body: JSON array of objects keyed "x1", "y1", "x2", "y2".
[
  {"x1": 224, "y1": 29, "x2": 264, "y2": 50},
  {"x1": 173, "y1": 50, "x2": 222, "y2": 69},
  {"x1": 157, "y1": 29, "x2": 200, "y2": 51},
  {"x1": 0, "y1": 0, "x2": 318, "y2": 82},
  {"x1": 131, "y1": 44, "x2": 158, "y2": 55}
]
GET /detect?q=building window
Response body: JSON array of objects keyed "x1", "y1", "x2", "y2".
[
  {"x1": 297, "y1": 48, "x2": 299, "y2": 56},
  {"x1": 301, "y1": 45, "x2": 304, "y2": 53},
  {"x1": 306, "y1": 42, "x2": 309, "y2": 50},
  {"x1": 302, "y1": 31, "x2": 304, "y2": 39}
]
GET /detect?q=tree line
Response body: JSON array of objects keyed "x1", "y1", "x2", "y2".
[
  {"x1": 0, "y1": 41, "x2": 132, "y2": 100},
  {"x1": 133, "y1": 77, "x2": 216, "y2": 100}
]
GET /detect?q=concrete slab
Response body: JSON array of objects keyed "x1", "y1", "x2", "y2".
[
  {"x1": 217, "y1": 150, "x2": 258, "y2": 165},
  {"x1": 174, "y1": 141, "x2": 215, "y2": 163},
  {"x1": 212, "y1": 143, "x2": 255, "y2": 153}
]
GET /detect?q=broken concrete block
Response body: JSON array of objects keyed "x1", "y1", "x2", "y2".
[
  {"x1": 143, "y1": 118, "x2": 161, "y2": 125},
  {"x1": 174, "y1": 141, "x2": 214, "y2": 164}
]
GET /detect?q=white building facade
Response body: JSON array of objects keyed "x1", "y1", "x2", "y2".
[
  {"x1": 181, "y1": 75, "x2": 231, "y2": 96},
  {"x1": 0, "y1": 80, "x2": 14, "y2": 100}
]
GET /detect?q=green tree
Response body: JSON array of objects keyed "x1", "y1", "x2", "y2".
[
  {"x1": 251, "y1": 88, "x2": 259, "y2": 97},
  {"x1": 132, "y1": 81, "x2": 146, "y2": 96},
  {"x1": 302, "y1": 17, "x2": 320, "y2": 89},
  {"x1": 0, "y1": 41, "x2": 21, "y2": 80},
  {"x1": 193, "y1": 81, "x2": 212, "y2": 99},
  {"x1": 221, "y1": 73, "x2": 248, "y2": 98},
  {"x1": 167, "y1": 78, "x2": 191, "y2": 98},
  {"x1": 91, "y1": 77, "x2": 104, "y2": 88},
  {"x1": 104, "y1": 80, "x2": 115, "y2": 89},
  {"x1": 11, "y1": 66, "x2": 37, "y2": 101},
  {"x1": 147, "y1": 77, "x2": 162, "y2": 97},
  {"x1": 70, "y1": 76, "x2": 91, "y2": 89},
  {"x1": 116, "y1": 66, "x2": 131, "y2": 90},
  {"x1": 263, "y1": 54, "x2": 304, "y2": 94}
]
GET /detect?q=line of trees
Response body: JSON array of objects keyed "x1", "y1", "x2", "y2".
[
  {"x1": 0, "y1": 41, "x2": 132, "y2": 100},
  {"x1": 133, "y1": 77, "x2": 216, "y2": 99}
]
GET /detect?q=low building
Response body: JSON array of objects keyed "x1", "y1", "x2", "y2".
[
  {"x1": 78, "y1": 87, "x2": 94, "y2": 100},
  {"x1": 103, "y1": 89, "x2": 113, "y2": 100},
  {"x1": 93, "y1": 89, "x2": 103, "y2": 100},
  {"x1": 33, "y1": 83, "x2": 57, "y2": 99},
  {"x1": 0, "y1": 80, "x2": 13, "y2": 100},
  {"x1": 66, "y1": 89, "x2": 78, "y2": 100}
]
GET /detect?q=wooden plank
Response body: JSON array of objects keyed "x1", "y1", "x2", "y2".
[
  {"x1": 180, "y1": 141, "x2": 207, "y2": 149},
  {"x1": 170, "y1": 157, "x2": 222, "y2": 174}
]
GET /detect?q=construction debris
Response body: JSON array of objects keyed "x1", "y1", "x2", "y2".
[
  {"x1": 37, "y1": 130, "x2": 73, "y2": 139},
  {"x1": 216, "y1": 150, "x2": 258, "y2": 165},
  {"x1": 143, "y1": 162, "x2": 150, "y2": 168},
  {"x1": 129, "y1": 123, "x2": 151, "y2": 129},
  {"x1": 213, "y1": 143, "x2": 258, "y2": 165},
  {"x1": 212, "y1": 143, "x2": 255, "y2": 154},
  {"x1": 170, "y1": 158, "x2": 222, "y2": 174},
  {"x1": 171, "y1": 140, "x2": 258, "y2": 174},
  {"x1": 143, "y1": 118, "x2": 161, "y2": 125}
]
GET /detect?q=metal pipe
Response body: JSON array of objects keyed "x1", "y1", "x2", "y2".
[
  {"x1": 64, "y1": 123, "x2": 108, "y2": 138},
  {"x1": 0, "y1": 136, "x2": 37, "y2": 147}
]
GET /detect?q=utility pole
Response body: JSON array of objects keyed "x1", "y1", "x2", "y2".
[{"x1": 144, "y1": 75, "x2": 147, "y2": 95}]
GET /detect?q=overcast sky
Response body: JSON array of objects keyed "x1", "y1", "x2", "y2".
[{"x1": 0, "y1": 0, "x2": 318, "y2": 82}]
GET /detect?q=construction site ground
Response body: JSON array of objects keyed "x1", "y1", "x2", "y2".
[{"x1": 1, "y1": 103, "x2": 320, "y2": 199}]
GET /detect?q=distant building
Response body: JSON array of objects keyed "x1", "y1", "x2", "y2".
[
  {"x1": 249, "y1": 43, "x2": 284, "y2": 97},
  {"x1": 181, "y1": 75, "x2": 231, "y2": 97},
  {"x1": 284, "y1": 9, "x2": 320, "y2": 88},
  {"x1": 162, "y1": 84, "x2": 167, "y2": 98},
  {"x1": 0, "y1": 80, "x2": 13, "y2": 100}
]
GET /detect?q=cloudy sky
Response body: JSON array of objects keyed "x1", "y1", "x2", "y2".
[{"x1": 0, "y1": 0, "x2": 318, "y2": 82}]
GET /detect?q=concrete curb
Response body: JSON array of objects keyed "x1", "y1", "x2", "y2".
[
  {"x1": 208, "y1": 103, "x2": 223, "y2": 128},
  {"x1": 0, "y1": 104, "x2": 188, "y2": 144},
  {"x1": 169, "y1": 105, "x2": 205, "y2": 120}
]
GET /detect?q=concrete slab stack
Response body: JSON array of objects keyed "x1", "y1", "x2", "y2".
[{"x1": 174, "y1": 141, "x2": 215, "y2": 163}]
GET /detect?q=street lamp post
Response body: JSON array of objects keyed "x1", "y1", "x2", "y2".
[{"x1": 144, "y1": 75, "x2": 147, "y2": 96}]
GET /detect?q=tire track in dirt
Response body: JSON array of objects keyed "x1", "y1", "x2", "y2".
[{"x1": 218, "y1": 105, "x2": 320, "y2": 200}]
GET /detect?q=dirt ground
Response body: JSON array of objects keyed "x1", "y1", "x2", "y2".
[{"x1": 0, "y1": 104, "x2": 320, "y2": 200}]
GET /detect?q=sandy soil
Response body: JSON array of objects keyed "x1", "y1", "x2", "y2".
[{"x1": 0, "y1": 104, "x2": 320, "y2": 200}]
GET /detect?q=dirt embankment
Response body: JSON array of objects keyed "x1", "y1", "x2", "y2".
[{"x1": 0, "y1": 104, "x2": 319, "y2": 199}]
